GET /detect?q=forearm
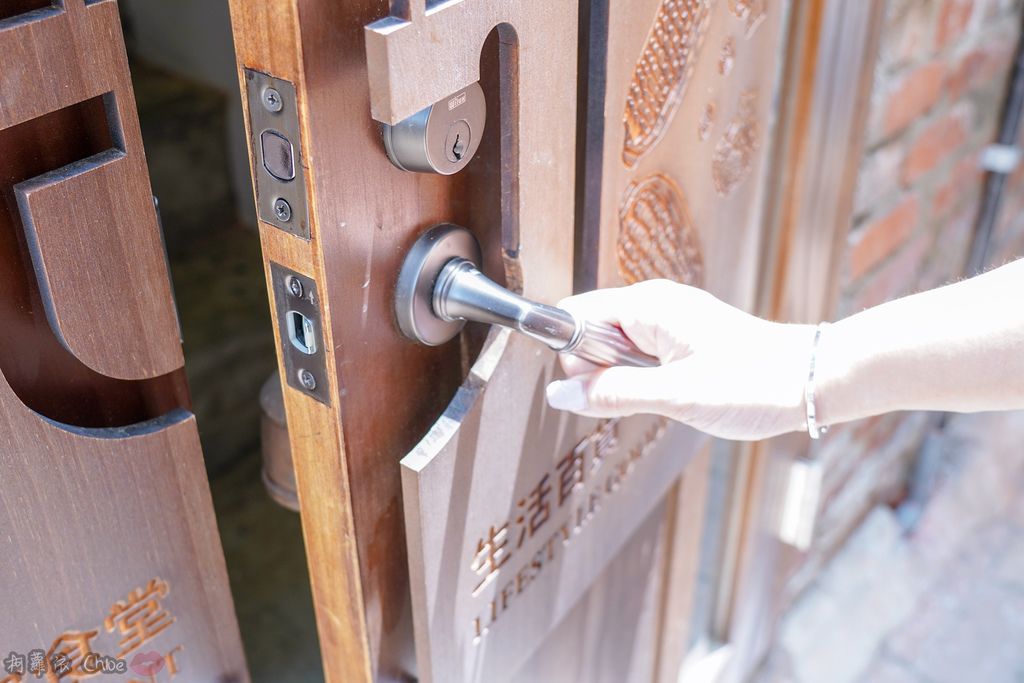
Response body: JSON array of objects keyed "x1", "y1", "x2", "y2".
[{"x1": 816, "y1": 259, "x2": 1024, "y2": 426}]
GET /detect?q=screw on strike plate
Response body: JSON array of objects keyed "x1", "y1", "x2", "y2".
[
  {"x1": 297, "y1": 369, "x2": 316, "y2": 391},
  {"x1": 286, "y1": 275, "x2": 304, "y2": 299},
  {"x1": 262, "y1": 87, "x2": 283, "y2": 113},
  {"x1": 273, "y1": 198, "x2": 292, "y2": 222}
]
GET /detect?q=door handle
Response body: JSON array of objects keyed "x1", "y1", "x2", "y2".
[{"x1": 395, "y1": 224, "x2": 660, "y2": 368}]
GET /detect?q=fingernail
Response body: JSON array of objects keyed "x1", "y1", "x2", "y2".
[{"x1": 545, "y1": 380, "x2": 589, "y2": 411}]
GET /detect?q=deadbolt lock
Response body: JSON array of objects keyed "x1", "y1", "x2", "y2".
[
  {"x1": 382, "y1": 82, "x2": 486, "y2": 175},
  {"x1": 244, "y1": 68, "x2": 310, "y2": 239}
]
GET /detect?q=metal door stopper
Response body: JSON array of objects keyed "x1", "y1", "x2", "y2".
[{"x1": 395, "y1": 224, "x2": 659, "y2": 368}]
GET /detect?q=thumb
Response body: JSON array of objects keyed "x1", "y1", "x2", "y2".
[{"x1": 545, "y1": 366, "x2": 669, "y2": 418}]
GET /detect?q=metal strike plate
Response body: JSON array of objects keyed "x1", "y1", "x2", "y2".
[
  {"x1": 270, "y1": 262, "x2": 330, "y2": 405},
  {"x1": 244, "y1": 68, "x2": 311, "y2": 239}
]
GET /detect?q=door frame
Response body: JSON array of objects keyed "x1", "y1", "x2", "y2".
[{"x1": 658, "y1": 2, "x2": 886, "y2": 681}]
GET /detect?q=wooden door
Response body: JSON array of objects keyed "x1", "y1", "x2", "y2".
[
  {"x1": 0, "y1": 2, "x2": 247, "y2": 682},
  {"x1": 226, "y1": 0, "x2": 790, "y2": 682}
]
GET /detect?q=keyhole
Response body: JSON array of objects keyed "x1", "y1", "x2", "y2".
[{"x1": 443, "y1": 120, "x2": 471, "y2": 164}]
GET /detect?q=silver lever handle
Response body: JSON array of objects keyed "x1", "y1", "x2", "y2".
[
  {"x1": 434, "y1": 258, "x2": 659, "y2": 368},
  {"x1": 570, "y1": 319, "x2": 660, "y2": 368}
]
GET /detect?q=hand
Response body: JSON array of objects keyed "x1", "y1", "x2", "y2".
[{"x1": 544, "y1": 279, "x2": 817, "y2": 441}]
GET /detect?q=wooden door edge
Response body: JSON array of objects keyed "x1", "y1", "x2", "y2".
[
  {"x1": 227, "y1": 1, "x2": 376, "y2": 681},
  {"x1": 652, "y1": 445, "x2": 714, "y2": 683}
]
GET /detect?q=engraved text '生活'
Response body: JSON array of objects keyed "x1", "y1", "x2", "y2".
[{"x1": 469, "y1": 417, "x2": 670, "y2": 643}]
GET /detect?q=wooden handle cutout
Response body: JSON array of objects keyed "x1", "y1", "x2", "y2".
[
  {"x1": 17, "y1": 143, "x2": 183, "y2": 381},
  {"x1": 0, "y1": 1, "x2": 183, "y2": 381}
]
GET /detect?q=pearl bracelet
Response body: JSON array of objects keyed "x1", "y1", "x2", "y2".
[{"x1": 805, "y1": 322, "x2": 830, "y2": 440}]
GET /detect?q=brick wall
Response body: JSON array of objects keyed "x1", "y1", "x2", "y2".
[{"x1": 786, "y1": 0, "x2": 1024, "y2": 597}]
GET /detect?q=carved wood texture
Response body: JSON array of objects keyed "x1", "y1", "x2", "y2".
[
  {"x1": 232, "y1": 0, "x2": 693, "y2": 681},
  {"x1": 622, "y1": 0, "x2": 713, "y2": 168},
  {"x1": 585, "y1": 0, "x2": 785, "y2": 305},
  {"x1": 578, "y1": 1, "x2": 790, "y2": 680},
  {"x1": 618, "y1": 173, "x2": 705, "y2": 285},
  {"x1": 0, "y1": 0, "x2": 182, "y2": 381},
  {"x1": 228, "y1": 0, "x2": 793, "y2": 681},
  {"x1": 0, "y1": 2, "x2": 247, "y2": 681},
  {"x1": 227, "y1": 0, "x2": 506, "y2": 680}
]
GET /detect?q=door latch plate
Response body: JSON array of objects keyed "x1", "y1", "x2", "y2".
[
  {"x1": 244, "y1": 68, "x2": 311, "y2": 239},
  {"x1": 271, "y1": 262, "x2": 330, "y2": 405}
]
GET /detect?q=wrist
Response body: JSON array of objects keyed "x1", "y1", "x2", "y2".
[
  {"x1": 767, "y1": 322, "x2": 821, "y2": 435},
  {"x1": 812, "y1": 316, "x2": 866, "y2": 428},
  {"x1": 803, "y1": 323, "x2": 830, "y2": 438}
]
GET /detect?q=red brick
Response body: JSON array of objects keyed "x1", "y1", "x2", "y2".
[
  {"x1": 849, "y1": 229, "x2": 932, "y2": 311},
  {"x1": 855, "y1": 142, "x2": 902, "y2": 217},
  {"x1": 936, "y1": 0, "x2": 975, "y2": 50},
  {"x1": 1010, "y1": 148, "x2": 1024, "y2": 183},
  {"x1": 957, "y1": 150, "x2": 983, "y2": 183},
  {"x1": 882, "y1": 0, "x2": 937, "y2": 68},
  {"x1": 903, "y1": 113, "x2": 968, "y2": 184},
  {"x1": 976, "y1": 0, "x2": 1017, "y2": 22},
  {"x1": 933, "y1": 152, "x2": 982, "y2": 217},
  {"x1": 992, "y1": 184, "x2": 1024, "y2": 253},
  {"x1": 996, "y1": 159, "x2": 1024, "y2": 229},
  {"x1": 918, "y1": 207, "x2": 975, "y2": 289},
  {"x1": 933, "y1": 183, "x2": 957, "y2": 219},
  {"x1": 883, "y1": 62, "x2": 947, "y2": 136},
  {"x1": 938, "y1": 202, "x2": 976, "y2": 248},
  {"x1": 947, "y1": 49, "x2": 988, "y2": 100},
  {"x1": 947, "y1": 37, "x2": 1015, "y2": 100},
  {"x1": 994, "y1": 226, "x2": 1024, "y2": 265},
  {"x1": 849, "y1": 197, "x2": 920, "y2": 279},
  {"x1": 994, "y1": 184, "x2": 1024, "y2": 248}
]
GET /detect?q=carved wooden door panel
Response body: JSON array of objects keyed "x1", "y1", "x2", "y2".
[
  {"x1": 0, "y1": 2, "x2": 247, "y2": 682},
  {"x1": 570, "y1": 1, "x2": 790, "y2": 680},
  {"x1": 579, "y1": 0, "x2": 783, "y2": 304},
  {"x1": 227, "y1": 0, "x2": 789, "y2": 682}
]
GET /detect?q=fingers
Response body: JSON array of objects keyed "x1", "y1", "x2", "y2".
[
  {"x1": 556, "y1": 286, "x2": 628, "y2": 325},
  {"x1": 558, "y1": 353, "x2": 601, "y2": 377},
  {"x1": 557, "y1": 279, "x2": 697, "y2": 322},
  {"x1": 557, "y1": 282, "x2": 665, "y2": 327},
  {"x1": 545, "y1": 365, "x2": 670, "y2": 418},
  {"x1": 556, "y1": 280, "x2": 711, "y2": 361}
]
